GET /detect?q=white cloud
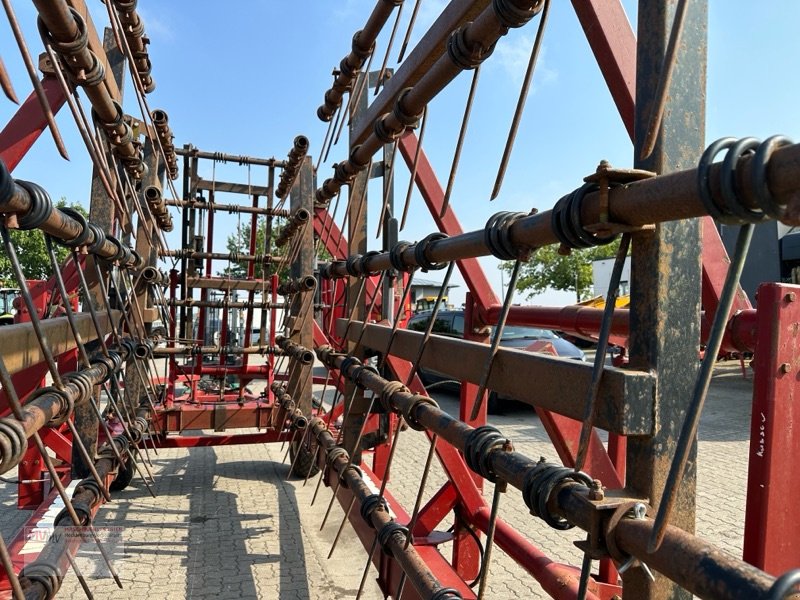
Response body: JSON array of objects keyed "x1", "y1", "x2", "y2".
[
  {"x1": 493, "y1": 34, "x2": 557, "y2": 89},
  {"x1": 138, "y1": 6, "x2": 175, "y2": 42}
]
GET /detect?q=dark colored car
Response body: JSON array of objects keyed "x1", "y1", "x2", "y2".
[{"x1": 405, "y1": 310, "x2": 585, "y2": 412}]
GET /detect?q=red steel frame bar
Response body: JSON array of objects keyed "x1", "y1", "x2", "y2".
[
  {"x1": 0, "y1": 77, "x2": 67, "y2": 171},
  {"x1": 743, "y1": 283, "x2": 800, "y2": 574}
]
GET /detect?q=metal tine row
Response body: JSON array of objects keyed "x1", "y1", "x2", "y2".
[{"x1": 0, "y1": 224, "x2": 124, "y2": 594}]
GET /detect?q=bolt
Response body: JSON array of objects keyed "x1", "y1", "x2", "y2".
[
  {"x1": 780, "y1": 362, "x2": 792, "y2": 374},
  {"x1": 588, "y1": 479, "x2": 605, "y2": 501},
  {"x1": 786, "y1": 292, "x2": 797, "y2": 303}
]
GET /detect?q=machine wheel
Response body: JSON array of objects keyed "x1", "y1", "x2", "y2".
[
  {"x1": 110, "y1": 455, "x2": 136, "y2": 491},
  {"x1": 289, "y1": 439, "x2": 320, "y2": 479},
  {"x1": 487, "y1": 391, "x2": 503, "y2": 416}
]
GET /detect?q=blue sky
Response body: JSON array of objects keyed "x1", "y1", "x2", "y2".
[{"x1": 2, "y1": 1, "x2": 799, "y2": 307}]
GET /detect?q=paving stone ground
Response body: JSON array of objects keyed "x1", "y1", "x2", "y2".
[{"x1": 0, "y1": 359, "x2": 754, "y2": 599}]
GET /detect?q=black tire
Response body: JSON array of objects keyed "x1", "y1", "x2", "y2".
[
  {"x1": 289, "y1": 439, "x2": 320, "y2": 479},
  {"x1": 110, "y1": 456, "x2": 135, "y2": 492},
  {"x1": 487, "y1": 391, "x2": 503, "y2": 416}
]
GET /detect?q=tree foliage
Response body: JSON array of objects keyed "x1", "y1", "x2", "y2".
[
  {"x1": 0, "y1": 199, "x2": 88, "y2": 285},
  {"x1": 500, "y1": 239, "x2": 622, "y2": 302}
]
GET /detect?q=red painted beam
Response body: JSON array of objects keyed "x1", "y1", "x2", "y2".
[
  {"x1": 571, "y1": 0, "x2": 636, "y2": 141},
  {"x1": 744, "y1": 283, "x2": 800, "y2": 574},
  {"x1": 0, "y1": 77, "x2": 67, "y2": 171},
  {"x1": 153, "y1": 431, "x2": 289, "y2": 448}
]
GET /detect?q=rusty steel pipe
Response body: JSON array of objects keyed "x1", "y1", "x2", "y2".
[
  {"x1": 154, "y1": 345, "x2": 282, "y2": 356},
  {"x1": 151, "y1": 109, "x2": 178, "y2": 179},
  {"x1": 111, "y1": 0, "x2": 155, "y2": 92},
  {"x1": 277, "y1": 276, "x2": 317, "y2": 296},
  {"x1": 276, "y1": 336, "x2": 314, "y2": 365},
  {"x1": 321, "y1": 141, "x2": 800, "y2": 278},
  {"x1": 154, "y1": 298, "x2": 285, "y2": 310},
  {"x1": 315, "y1": 0, "x2": 543, "y2": 204},
  {"x1": 18, "y1": 412, "x2": 150, "y2": 600},
  {"x1": 275, "y1": 136, "x2": 310, "y2": 199},
  {"x1": 32, "y1": 0, "x2": 145, "y2": 179},
  {"x1": 143, "y1": 185, "x2": 173, "y2": 232},
  {"x1": 140, "y1": 266, "x2": 169, "y2": 286},
  {"x1": 164, "y1": 199, "x2": 289, "y2": 217},
  {"x1": 0, "y1": 163, "x2": 139, "y2": 268},
  {"x1": 270, "y1": 383, "x2": 308, "y2": 431},
  {"x1": 160, "y1": 249, "x2": 276, "y2": 264},
  {"x1": 0, "y1": 345, "x2": 130, "y2": 474},
  {"x1": 316, "y1": 0, "x2": 401, "y2": 122},
  {"x1": 275, "y1": 208, "x2": 311, "y2": 248},
  {"x1": 307, "y1": 415, "x2": 467, "y2": 599},
  {"x1": 317, "y1": 346, "x2": 779, "y2": 599},
  {"x1": 185, "y1": 277, "x2": 273, "y2": 292},
  {"x1": 490, "y1": 304, "x2": 760, "y2": 354},
  {"x1": 175, "y1": 146, "x2": 285, "y2": 167}
]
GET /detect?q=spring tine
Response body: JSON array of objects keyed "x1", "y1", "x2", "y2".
[
  {"x1": 374, "y1": 1, "x2": 405, "y2": 95},
  {"x1": 490, "y1": 0, "x2": 551, "y2": 200},
  {"x1": 397, "y1": 0, "x2": 423, "y2": 63},
  {"x1": 324, "y1": 391, "x2": 378, "y2": 532},
  {"x1": 44, "y1": 44, "x2": 125, "y2": 220},
  {"x1": 400, "y1": 106, "x2": 427, "y2": 231},
  {"x1": 405, "y1": 262, "x2": 454, "y2": 385},
  {"x1": 0, "y1": 53, "x2": 18, "y2": 103},
  {"x1": 281, "y1": 427, "x2": 298, "y2": 459},
  {"x1": 355, "y1": 533, "x2": 381, "y2": 599},
  {"x1": 649, "y1": 223, "x2": 754, "y2": 553},
  {"x1": 575, "y1": 536, "x2": 593, "y2": 600},
  {"x1": 440, "y1": 65, "x2": 481, "y2": 218},
  {"x1": 640, "y1": 0, "x2": 690, "y2": 161},
  {"x1": 394, "y1": 433, "x2": 438, "y2": 599},
  {"x1": 345, "y1": 54, "x2": 375, "y2": 129},
  {"x1": 319, "y1": 387, "x2": 364, "y2": 528},
  {"x1": 286, "y1": 427, "x2": 309, "y2": 477},
  {"x1": 0, "y1": 530, "x2": 25, "y2": 599},
  {"x1": 323, "y1": 105, "x2": 345, "y2": 164},
  {"x1": 127, "y1": 448, "x2": 157, "y2": 498},
  {"x1": 65, "y1": 550, "x2": 94, "y2": 600},
  {"x1": 476, "y1": 477, "x2": 507, "y2": 600},
  {"x1": 378, "y1": 269, "x2": 416, "y2": 370},
  {"x1": 1, "y1": 0, "x2": 69, "y2": 159},
  {"x1": 316, "y1": 110, "x2": 338, "y2": 171},
  {"x1": 65, "y1": 419, "x2": 112, "y2": 502},
  {"x1": 327, "y1": 496, "x2": 357, "y2": 558},
  {"x1": 574, "y1": 233, "x2": 631, "y2": 471},
  {"x1": 470, "y1": 259, "x2": 522, "y2": 421},
  {"x1": 0, "y1": 356, "x2": 122, "y2": 588},
  {"x1": 375, "y1": 139, "x2": 400, "y2": 238}
]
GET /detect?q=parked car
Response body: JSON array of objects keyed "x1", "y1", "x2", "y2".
[{"x1": 405, "y1": 310, "x2": 585, "y2": 413}]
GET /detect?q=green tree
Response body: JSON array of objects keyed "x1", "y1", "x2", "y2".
[
  {"x1": 220, "y1": 221, "x2": 331, "y2": 280},
  {"x1": 0, "y1": 199, "x2": 88, "y2": 285},
  {"x1": 500, "y1": 239, "x2": 623, "y2": 302}
]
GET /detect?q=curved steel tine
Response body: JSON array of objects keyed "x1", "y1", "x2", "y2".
[
  {"x1": 397, "y1": 0, "x2": 423, "y2": 63},
  {"x1": 470, "y1": 259, "x2": 522, "y2": 420},
  {"x1": 374, "y1": 1, "x2": 405, "y2": 95},
  {"x1": 441, "y1": 65, "x2": 481, "y2": 218},
  {"x1": 649, "y1": 224, "x2": 754, "y2": 553},
  {"x1": 640, "y1": 0, "x2": 690, "y2": 161},
  {"x1": 0, "y1": 0, "x2": 69, "y2": 159},
  {"x1": 400, "y1": 106, "x2": 427, "y2": 231},
  {"x1": 490, "y1": 0, "x2": 551, "y2": 200},
  {"x1": 0, "y1": 53, "x2": 19, "y2": 103},
  {"x1": 574, "y1": 233, "x2": 631, "y2": 471}
]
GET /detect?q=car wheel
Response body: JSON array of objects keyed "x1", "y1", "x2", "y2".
[{"x1": 487, "y1": 391, "x2": 503, "y2": 415}]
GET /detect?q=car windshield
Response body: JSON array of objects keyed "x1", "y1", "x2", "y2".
[{"x1": 497, "y1": 325, "x2": 556, "y2": 340}]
